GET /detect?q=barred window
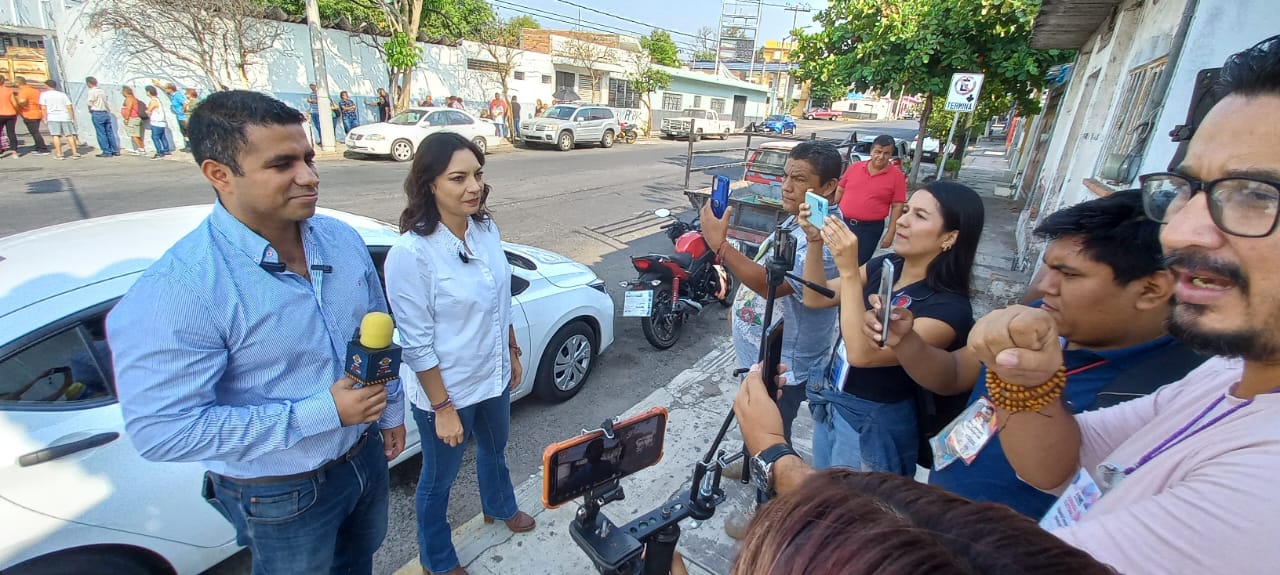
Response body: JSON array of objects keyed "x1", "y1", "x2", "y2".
[
  {"x1": 693, "y1": 95, "x2": 702, "y2": 108},
  {"x1": 1096, "y1": 58, "x2": 1168, "y2": 185},
  {"x1": 466, "y1": 59, "x2": 499, "y2": 73},
  {"x1": 542, "y1": 74, "x2": 553, "y2": 84},
  {"x1": 662, "y1": 92, "x2": 683, "y2": 111},
  {"x1": 710, "y1": 98, "x2": 725, "y2": 113},
  {"x1": 514, "y1": 71, "x2": 525, "y2": 80},
  {"x1": 608, "y1": 78, "x2": 639, "y2": 109}
]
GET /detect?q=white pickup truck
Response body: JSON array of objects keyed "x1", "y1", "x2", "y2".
[{"x1": 661, "y1": 108, "x2": 734, "y2": 141}]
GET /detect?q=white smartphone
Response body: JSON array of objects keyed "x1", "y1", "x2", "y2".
[{"x1": 878, "y1": 258, "x2": 895, "y2": 347}]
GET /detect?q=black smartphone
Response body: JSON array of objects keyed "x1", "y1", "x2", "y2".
[
  {"x1": 760, "y1": 319, "x2": 785, "y2": 400},
  {"x1": 878, "y1": 258, "x2": 895, "y2": 347},
  {"x1": 711, "y1": 175, "x2": 731, "y2": 219},
  {"x1": 542, "y1": 407, "x2": 669, "y2": 508}
]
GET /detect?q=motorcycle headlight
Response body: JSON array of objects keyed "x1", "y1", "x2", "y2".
[{"x1": 364, "y1": 134, "x2": 385, "y2": 141}]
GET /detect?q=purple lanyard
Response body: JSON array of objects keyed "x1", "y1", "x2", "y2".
[{"x1": 1123, "y1": 394, "x2": 1252, "y2": 475}]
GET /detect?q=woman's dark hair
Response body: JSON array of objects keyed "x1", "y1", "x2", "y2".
[
  {"x1": 732, "y1": 469, "x2": 1114, "y2": 575},
  {"x1": 144, "y1": 85, "x2": 158, "y2": 97},
  {"x1": 918, "y1": 180, "x2": 985, "y2": 296},
  {"x1": 399, "y1": 131, "x2": 492, "y2": 235},
  {"x1": 787, "y1": 141, "x2": 843, "y2": 184}
]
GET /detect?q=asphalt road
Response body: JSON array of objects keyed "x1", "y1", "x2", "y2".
[{"x1": 0, "y1": 118, "x2": 921, "y2": 575}]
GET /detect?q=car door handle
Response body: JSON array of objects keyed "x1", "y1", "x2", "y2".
[{"x1": 18, "y1": 432, "x2": 120, "y2": 467}]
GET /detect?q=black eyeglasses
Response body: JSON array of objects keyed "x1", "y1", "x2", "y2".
[{"x1": 1139, "y1": 172, "x2": 1280, "y2": 238}]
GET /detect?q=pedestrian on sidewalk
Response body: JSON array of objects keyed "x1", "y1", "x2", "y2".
[
  {"x1": 40, "y1": 79, "x2": 81, "y2": 159},
  {"x1": 86, "y1": 76, "x2": 120, "y2": 157},
  {"x1": 367, "y1": 87, "x2": 391, "y2": 122},
  {"x1": 143, "y1": 85, "x2": 172, "y2": 158},
  {"x1": 384, "y1": 132, "x2": 537, "y2": 575},
  {"x1": 838, "y1": 135, "x2": 908, "y2": 264},
  {"x1": 0, "y1": 75, "x2": 21, "y2": 158},
  {"x1": 488, "y1": 92, "x2": 507, "y2": 138},
  {"x1": 797, "y1": 180, "x2": 984, "y2": 476},
  {"x1": 154, "y1": 81, "x2": 189, "y2": 151},
  {"x1": 510, "y1": 95, "x2": 522, "y2": 138},
  {"x1": 338, "y1": 91, "x2": 359, "y2": 134},
  {"x1": 108, "y1": 90, "x2": 404, "y2": 575},
  {"x1": 307, "y1": 83, "x2": 321, "y2": 141},
  {"x1": 120, "y1": 86, "x2": 147, "y2": 156},
  {"x1": 15, "y1": 77, "x2": 50, "y2": 155}
]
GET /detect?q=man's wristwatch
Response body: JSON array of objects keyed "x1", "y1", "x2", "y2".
[{"x1": 749, "y1": 443, "x2": 798, "y2": 496}]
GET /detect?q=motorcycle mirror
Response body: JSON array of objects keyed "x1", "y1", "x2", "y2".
[{"x1": 654, "y1": 209, "x2": 672, "y2": 218}]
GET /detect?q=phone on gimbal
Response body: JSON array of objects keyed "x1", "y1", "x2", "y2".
[
  {"x1": 760, "y1": 320, "x2": 785, "y2": 401},
  {"x1": 542, "y1": 407, "x2": 669, "y2": 509}
]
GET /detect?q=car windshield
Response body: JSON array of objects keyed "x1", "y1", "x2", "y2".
[
  {"x1": 542, "y1": 106, "x2": 577, "y2": 120},
  {"x1": 748, "y1": 149, "x2": 789, "y2": 174},
  {"x1": 388, "y1": 111, "x2": 423, "y2": 125},
  {"x1": 766, "y1": 115, "x2": 786, "y2": 122}
]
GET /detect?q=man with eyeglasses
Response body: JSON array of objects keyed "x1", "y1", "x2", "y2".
[{"x1": 960, "y1": 36, "x2": 1280, "y2": 573}]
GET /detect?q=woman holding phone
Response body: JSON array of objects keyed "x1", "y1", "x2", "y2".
[
  {"x1": 384, "y1": 132, "x2": 535, "y2": 575},
  {"x1": 797, "y1": 180, "x2": 984, "y2": 475}
]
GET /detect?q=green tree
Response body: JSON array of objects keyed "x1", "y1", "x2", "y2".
[
  {"x1": 473, "y1": 17, "x2": 526, "y2": 138},
  {"x1": 692, "y1": 49, "x2": 716, "y2": 62},
  {"x1": 793, "y1": 0, "x2": 1071, "y2": 183},
  {"x1": 640, "y1": 30, "x2": 681, "y2": 67},
  {"x1": 627, "y1": 49, "x2": 672, "y2": 135},
  {"x1": 506, "y1": 15, "x2": 540, "y2": 31}
]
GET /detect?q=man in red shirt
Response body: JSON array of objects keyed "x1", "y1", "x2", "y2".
[{"x1": 837, "y1": 134, "x2": 908, "y2": 264}]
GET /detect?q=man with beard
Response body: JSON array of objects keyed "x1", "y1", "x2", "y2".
[{"x1": 965, "y1": 36, "x2": 1280, "y2": 573}]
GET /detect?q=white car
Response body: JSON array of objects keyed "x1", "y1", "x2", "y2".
[
  {"x1": 345, "y1": 107, "x2": 504, "y2": 161},
  {"x1": 0, "y1": 206, "x2": 614, "y2": 575}
]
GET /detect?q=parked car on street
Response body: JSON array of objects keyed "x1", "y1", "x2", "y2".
[
  {"x1": 0, "y1": 206, "x2": 614, "y2": 575},
  {"x1": 803, "y1": 107, "x2": 842, "y2": 120},
  {"x1": 908, "y1": 136, "x2": 953, "y2": 164},
  {"x1": 344, "y1": 106, "x2": 502, "y2": 161},
  {"x1": 760, "y1": 114, "x2": 797, "y2": 135},
  {"x1": 660, "y1": 108, "x2": 733, "y2": 141},
  {"x1": 521, "y1": 104, "x2": 621, "y2": 151}
]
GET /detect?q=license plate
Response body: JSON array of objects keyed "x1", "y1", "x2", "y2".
[{"x1": 622, "y1": 290, "x2": 655, "y2": 317}]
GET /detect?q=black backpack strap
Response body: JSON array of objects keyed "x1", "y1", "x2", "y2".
[{"x1": 1088, "y1": 341, "x2": 1211, "y2": 411}]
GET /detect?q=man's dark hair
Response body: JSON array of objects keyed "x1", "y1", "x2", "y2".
[
  {"x1": 1034, "y1": 189, "x2": 1163, "y2": 285},
  {"x1": 788, "y1": 141, "x2": 843, "y2": 184},
  {"x1": 188, "y1": 90, "x2": 306, "y2": 176},
  {"x1": 85, "y1": 76, "x2": 97, "y2": 86},
  {"x1": 872, "y1": 134, "x2": 896, "y2": 149},
  {"x1": 45, "y1": 79, "x2": 57, "y2": 89},
  {"x1": 1218, "y1": 35, "x2": 1280, "y2": 99}
]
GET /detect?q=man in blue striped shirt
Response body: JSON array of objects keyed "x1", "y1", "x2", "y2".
[{"x1": 108, "y1": 90, "x2": 404, "y2": 575}]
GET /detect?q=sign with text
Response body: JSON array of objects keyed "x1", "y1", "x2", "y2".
[{"x1": 944, "y1": 73, "x2": 985, "y2": 113}]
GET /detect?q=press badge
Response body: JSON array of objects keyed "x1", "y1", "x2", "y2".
[
  {"x1": 1039, "y1": 468, "x2": 1103, "y2": 530},
  {"x1": 929, "y1": 397, "x2": 998, "y2": 470}
]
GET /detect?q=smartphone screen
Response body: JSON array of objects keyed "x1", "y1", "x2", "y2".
[
  {"x1": 712, "y1": 175, "x2": 731, "y2": 219},
  {"x1": 543, "y1": 407, "x2": 668, "y2": 508},
  {"x1": 804, "y1": 191, "x2": 828, "y2": 230},
  {"x1": 878, "y1": 258, "x2": 895, "y2": 348}
]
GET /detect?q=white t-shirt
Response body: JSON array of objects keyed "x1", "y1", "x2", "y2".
[
  {"x1": 39, "y1": 90, "x2": 73, "y2": 122},
  {"x1": 147, "y1": 97, "x2": 167, "y2": 127}
]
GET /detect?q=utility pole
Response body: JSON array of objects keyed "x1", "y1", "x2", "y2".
[
  {"x1": 305, "y1": 0, "x2": 336, "y2": 152},
  {"x1": 779, "y1": 4, "x2": 810, "y2": 114}
]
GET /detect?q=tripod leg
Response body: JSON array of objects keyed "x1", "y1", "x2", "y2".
[{"x1": 641, "y1": 523, "x2": 681, "y2": 575}]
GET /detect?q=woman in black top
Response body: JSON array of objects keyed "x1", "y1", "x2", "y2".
[{"x1": 798, "y1": 180, "x2": 985, "y2": 475}]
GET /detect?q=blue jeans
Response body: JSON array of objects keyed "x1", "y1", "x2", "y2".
[
  {"x1": 150, "y1": 125, "x2": 172, "y2": 155},
  {"x1": 413, "y1": 391, "x2": 519, "y2": 573},
  {"x1": 91, "y1": 110, "x2": 119, "y2": 155},
  {"x1": 808, "y1": 381, "x2": 918, "y2": 476},
  {"x1": 203, "y1": 431, "x2": 389, "y2": 575},
  {"x1": 343, "y1": 116, "x2": 358, "y2": 134}
]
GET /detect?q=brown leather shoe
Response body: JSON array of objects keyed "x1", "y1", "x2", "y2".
[{"x1": 484, "y1": 510, "x2": 536, "y2": 533}]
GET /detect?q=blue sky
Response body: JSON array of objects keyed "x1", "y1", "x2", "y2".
[{"x1": 492, "y1": 0, "x2": 829, "y2": 56}]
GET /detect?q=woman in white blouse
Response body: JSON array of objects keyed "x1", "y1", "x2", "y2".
[{"x1": 384, "y1": 132, "x2": 534, "y2": 575}]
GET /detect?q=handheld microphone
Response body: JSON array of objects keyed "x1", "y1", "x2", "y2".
[
  {"x1": 344, "y1": 312, "x2": 403, "y2": 387},
  {"x1": 458, "y1": 251, "x2": 470, "y2": 263}
]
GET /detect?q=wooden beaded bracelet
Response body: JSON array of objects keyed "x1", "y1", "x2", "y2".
[{"x1": 986, "y1": 366, "x2": 1067, "y2": 413}]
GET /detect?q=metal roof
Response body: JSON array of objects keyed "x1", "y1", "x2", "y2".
[{"x1": 1029, "y1": 0, "x2": 1122, "y2": 49}]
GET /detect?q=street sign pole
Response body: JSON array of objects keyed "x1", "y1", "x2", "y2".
[{"x1": 938, "y1": 112, "x2": 960, "y2": 179}]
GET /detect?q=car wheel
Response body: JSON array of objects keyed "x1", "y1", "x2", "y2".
[
  {"x1": 691, "y1": 130, "x2": 702, "y2": 143},
  {"x1": 390, "y1": 139, "x2": 414, "y2": 162},
  {"x1": 601, "y1": 129, "x2": 615, "y2": 148},
  {"x1": 721, "y1": 129, "x2": 730, "y2": 140},
  {"x1": 471, "y1": 137, "x2": 488, "y2": 155},
  {"x1": 535, "y1": 321, "x2": 597, "y2": 402},
  {"x1": 6, "y1": 549, "x2": 164, "y2": 575},
  {"x1": 558, "y1": 131, "x2": 575, "y2": 151}
]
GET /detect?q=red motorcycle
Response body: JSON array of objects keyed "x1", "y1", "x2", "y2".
[{"x1": 621, "y1": 209, "x2": 735, "y2": 349}]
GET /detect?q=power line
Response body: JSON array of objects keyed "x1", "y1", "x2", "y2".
[
  {"x1": 550, "y1": 0, "x2": 701, "y2": 40},
  {"x1": 491, "y1": 0, "x2": 702, "y2": 52}
]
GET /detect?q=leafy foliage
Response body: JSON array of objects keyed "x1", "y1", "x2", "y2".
[
  {"x1": 692, "y1": 50, "x2": 716, "y2": 62},
  {"x1": 640, "y1": 30, "x2": 682, "y2": 67},
  {"x1": 384, "y1": 31, "x2": 421, "y2": 71}
]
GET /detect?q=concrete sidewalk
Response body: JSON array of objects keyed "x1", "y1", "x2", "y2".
[{"x1": 396, "y1": 143, "x2": 1031, "y2": 575}]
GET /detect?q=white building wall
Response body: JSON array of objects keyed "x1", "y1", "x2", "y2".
[{"x1": 1140, "y1": 0, "x2": 1280, "y2": 175}]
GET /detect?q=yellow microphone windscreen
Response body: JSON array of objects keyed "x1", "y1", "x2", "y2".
[{"x1": 359, "y1": 312, "x2": 395, "y2": 349}]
